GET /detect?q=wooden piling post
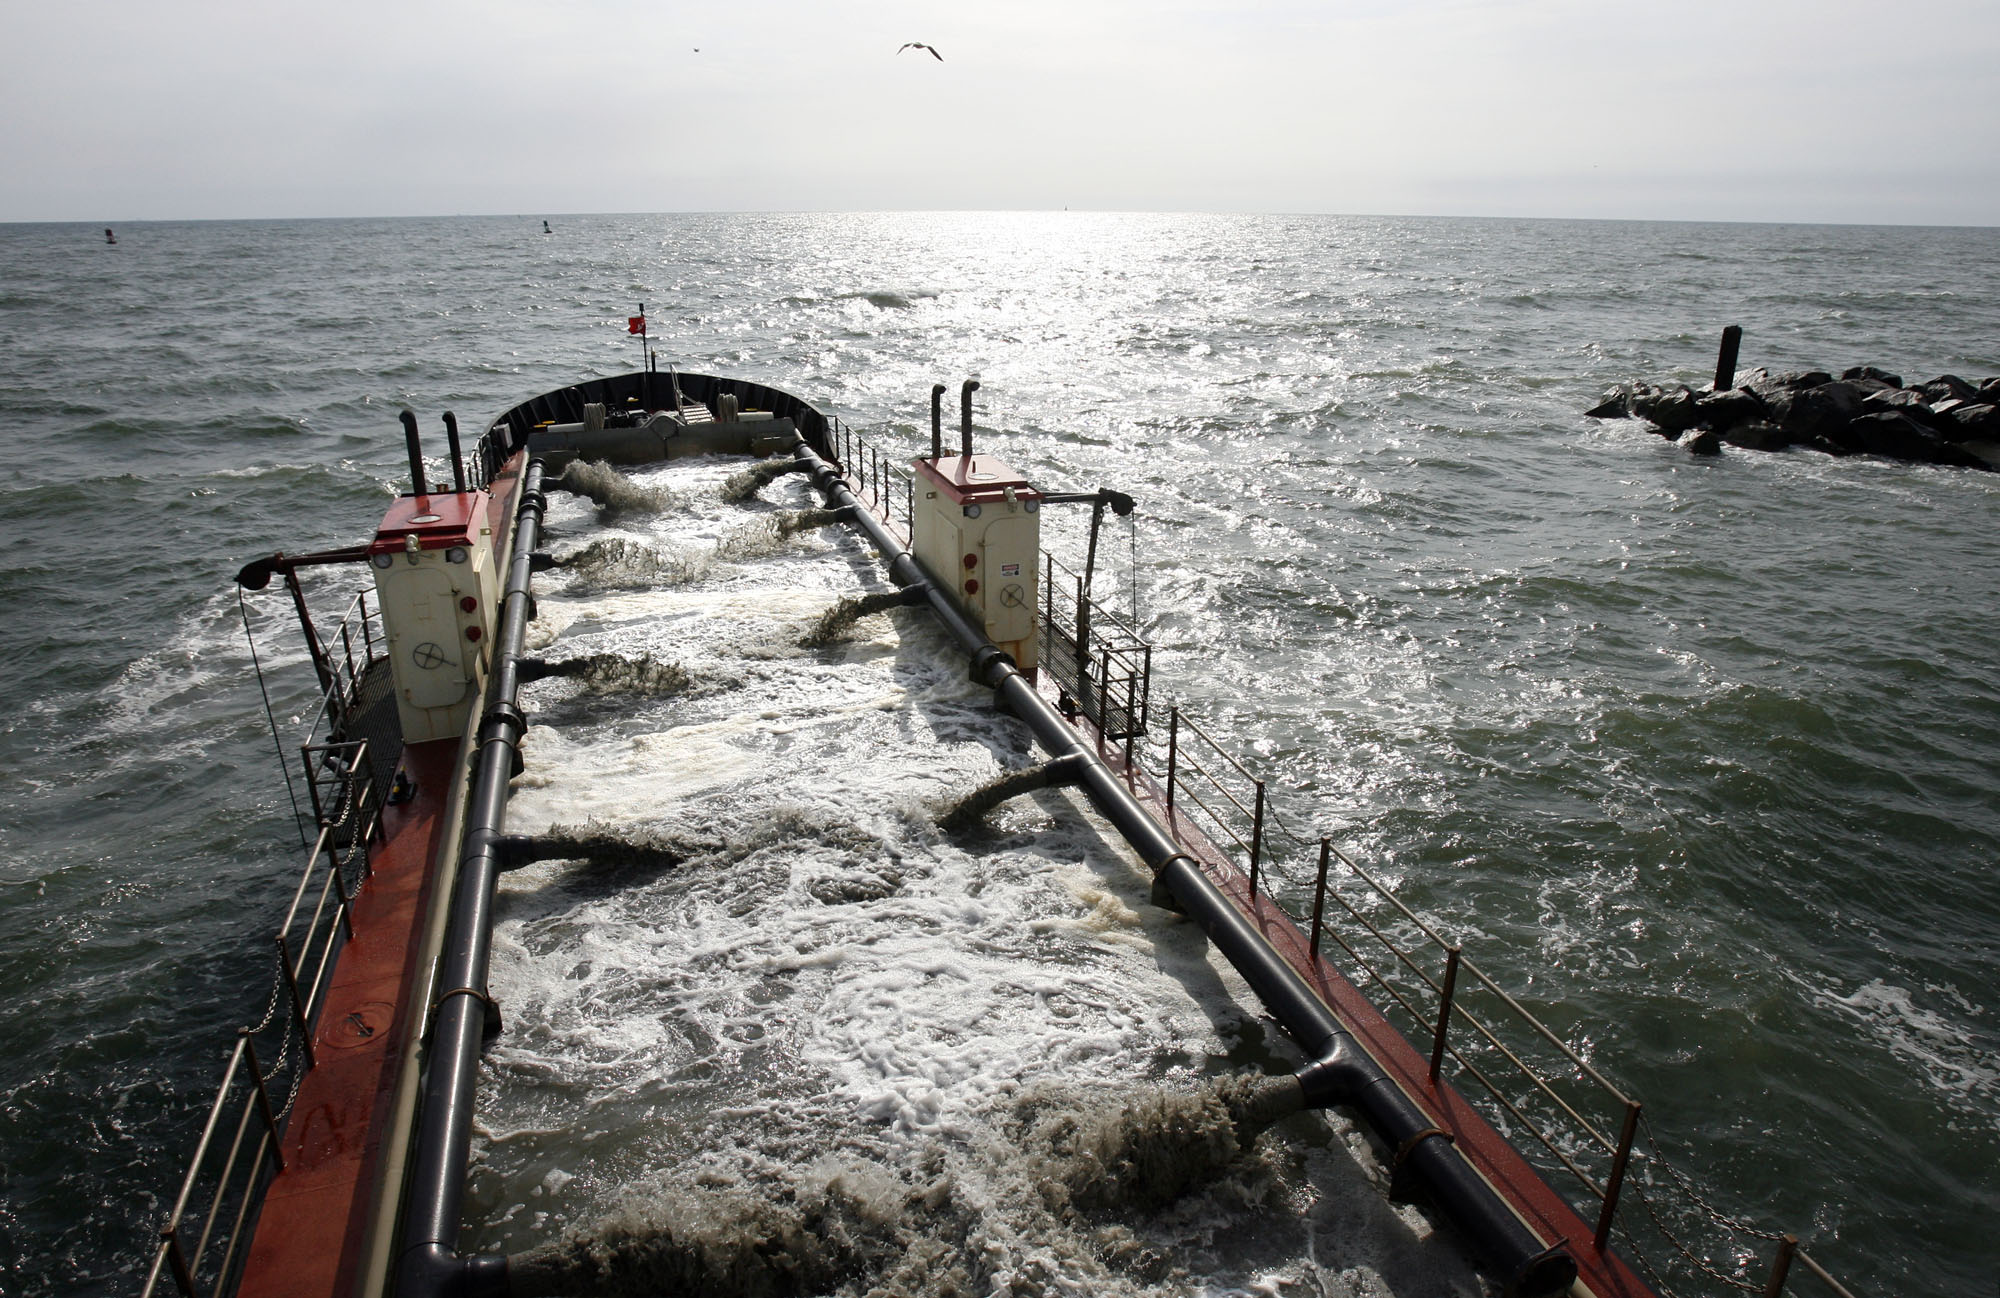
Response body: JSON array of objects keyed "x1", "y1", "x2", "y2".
[{"x1": 1713, "y1": 325, "x2": 1743, "y2": 391}]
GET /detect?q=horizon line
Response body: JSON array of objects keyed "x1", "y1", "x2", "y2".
[{"x1": 7, "y1": 208, "x2": 1999, "y2": 232}]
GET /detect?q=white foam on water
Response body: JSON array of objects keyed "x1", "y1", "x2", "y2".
[
  {"x1": 471, "y1": 455, "x2": 1488, "y2": 1296},
  {"x1": 1821, "y1": 978, "x2": 1999, "y2": 1104}
]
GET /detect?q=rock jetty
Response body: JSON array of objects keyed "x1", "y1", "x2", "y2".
[{"x1": 1587, "y1": 367, "x2": 2000, "y2": 470}]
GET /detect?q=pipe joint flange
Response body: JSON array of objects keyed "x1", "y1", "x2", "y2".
[
  {"x1": 518, "y1": 487, "x2": 547, "y2": 517},
  {"x1": 478, "y1": 699, "x2": 527, "y2": 745},
  {"x1": 1387, "y1": 1126, "x2": 1457, "y2": 1204},
  {"x1": 395, "y1": 1242, "x2": 510, "y2": 1298},
  {"x1": 968, "y1": 643, "x2": 1017, "y2": 688},
  {"x1": 431, "y1": 985, "x2": 503, "y2": 1039},
  {"x1": 1045, "y1": 751, "x2": 1094, "y2": 787},
  {"x1": 1391, "y1": 1125, "x2": 1454, "y2": 1169},
  {"x1": 1508, "y1": 1239, "x2": 1580, "y2": 1298},
  {"x1": 1294, "y1": 1047, "x2": 1365, "y2": 1109},
  {"x1": 477, "y1": 701, "x2": 528, "y2": 776}
]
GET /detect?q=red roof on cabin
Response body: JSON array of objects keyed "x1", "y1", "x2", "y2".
[
  {"x1": 912, "y1": 455, "x2": 1041, "y2": 505},
  {"x1": 367, "y1": 491, "x2": 489, "y2": 556}
]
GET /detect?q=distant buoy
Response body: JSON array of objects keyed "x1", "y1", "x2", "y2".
[
  {"x1": 542, "y1": 220, "x2": 551, "y2": 234},
  {"x1": 104, "y1": 228, "x2": 116, "y2": 244}
]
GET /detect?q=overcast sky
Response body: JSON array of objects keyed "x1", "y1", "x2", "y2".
[{"x1": 5, "y1": 0, "x2": 1997, "y2": 225}]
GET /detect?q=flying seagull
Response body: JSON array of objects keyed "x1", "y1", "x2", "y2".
[{"x1": 898, "y1": 42, "x2": 943, "y2": 61}]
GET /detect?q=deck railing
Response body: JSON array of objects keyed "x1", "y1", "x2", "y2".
[
  {"x1": 1146, "y1": 709, "x2": 1857, "y2": 1298},
  {"x1": 298, "y1": 589, "x2": 387, "y2": 750},
  {"x1": 1040, "y1": 552, "x2": 1152, "y2": 750},
  {"x1": 141, "y1": 738, "x2": 381, "y2": 1298},
  {"x1": 828, "y1": 416, "x2": 916, "y2": 546},
  {"x1": 146, "y1": 582, "x2": 394, "y2": 1298}
]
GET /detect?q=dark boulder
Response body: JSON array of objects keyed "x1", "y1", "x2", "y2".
[
  {"x1": 1944, "y1": 404, "x2": 2000, "y2": 439},
  {"x1": 1829, "y1": 410, "x2": 1927, "y2": 458},
  {"x1": 1779, "y1": 381, "x2": 1867, "y2": 442},
  {"x1": 1797, "y1": 432, "x2": 1853, "y2": 457},
  {"x1": 1687, "y1": 430, "x2": 1723, "y2": 456},
  {"x1": 1741, "y1": 367, "x2": 1832, "y2": 396},
  {"x1": 1696, "y1": 388, "x2": 1769, "y2": 432},
  {"x1": 1863, "y1": 387, "x2": 1927, "y2": 413},
  {"x1": 1629, "y1": 384, "x2": 1702, "y2": 436},
  {"x1": 1980, "y1": 377, "x2": 2000, "y2": 401},
  {"x1": 1919, "y1": 375, "x2": 1978, "y2": 404},
  {"x1": 1837, "y1": 411, "x2": 1988, "y2": 467},
  {"x1": 1585, "y1": 386, "x2": 1631, "y2": 418},
  {"x1": 1954, "y1": 440, "x2": 2000, "y2": 470},
  {"x1": 1721, "y1": 421, "x2": 1789, "y2": 451},
  {"x1": 1933, "y1": 443, "x2": 1995, "y2": 471},
  {"x1": 1840, "y1": 365, "x2": 1904, "y2": 391}
]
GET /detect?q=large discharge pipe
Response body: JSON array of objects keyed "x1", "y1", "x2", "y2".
[
  {"x1": 790, "y1": 440, "x2": 1578, "y2": 1298},
  {"x1": 395, "y1": 461, "x2": 550, "y2": 1298}
]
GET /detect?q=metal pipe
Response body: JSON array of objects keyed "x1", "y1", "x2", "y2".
[
  {"x1": 443, "y1": 412, "x2": 467, "y2": 493},
  {"x1": 790, "y1": 438, "x2": 1577, "y2": 1298},
  {"x1": 960, "y1": 379, "x2": 979, "y2": 460},
  {"x1": 394, "y1": 460, "x2": 548, "y2": 1298},
  {"x1": 930, "y1": 383, "x2": 946, "y2": 460},
  {"x1": 400, "y1": 410, "x2": 428, "y2": 497}
]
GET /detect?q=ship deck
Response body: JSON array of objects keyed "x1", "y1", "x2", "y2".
[{"x1": 235, "y1": 460, "x2": 525, "y2": 1298}]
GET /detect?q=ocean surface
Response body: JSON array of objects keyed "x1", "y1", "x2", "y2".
[{"x1": 0, "y1": 212, "x2": 1995, "y2": 1298}]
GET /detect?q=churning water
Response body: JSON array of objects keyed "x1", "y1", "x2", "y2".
[{"x1": 1, "y1": 212, "x2": 1997, "y2": 1297}]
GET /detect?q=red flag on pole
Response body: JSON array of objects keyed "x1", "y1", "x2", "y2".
[{"x1": 628, "y1": 315, "x2": 646, "y2": 335}]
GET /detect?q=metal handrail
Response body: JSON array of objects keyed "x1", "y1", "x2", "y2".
[
  {"x1": 296, "y1": 591, "x2": 387, "y2": 756},
  {"x1": 1147, "y1": 706, "x2": 1858, "y2": 1298},
  {"x1": 1042, "y1": 552, "x2": 1150, "y2": 647},
  {"x1": 829, "y1": 416, "x2": 915, "y2": 546},
  {"x1": 142, "y1": 738, "x2": 382, "y2": 1298}
]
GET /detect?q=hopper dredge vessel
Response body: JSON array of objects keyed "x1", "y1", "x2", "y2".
[{"x1": 143, "y1": 341, "x2": 1854, "y2": 1298}]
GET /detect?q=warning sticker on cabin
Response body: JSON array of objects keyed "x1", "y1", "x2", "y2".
[{"x1": 1000, "y1": 563, "x2": 1021, "y2": 577}]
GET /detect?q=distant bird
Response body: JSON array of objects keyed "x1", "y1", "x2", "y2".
[{"x1": 898, "y1": 42, "x2": 943, "y2": 61}]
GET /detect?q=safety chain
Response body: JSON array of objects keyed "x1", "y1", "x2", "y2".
[
  {"x1": 312, "y1": 751, "x2": 362, "y2": 834},
  {"x1": 1613, "y1": 1209, "x2": 1688, "y2": 1298},
  {"x1": 1641, "y1": 1114, "x2": 1787, "y2": 1244},
  {"x1": 1626, "y1": 1171, "x2": 1762, "y2": 1293},
  {"x1": 274, "y1": 1056, "x2": 306, "y2": 1123},
  {"x1": 245, "y1": 953, "x2": 286, "y2": 1036},
  {"x1": 259, "y1": 1001, "x2": 299, "y2": 1087}
]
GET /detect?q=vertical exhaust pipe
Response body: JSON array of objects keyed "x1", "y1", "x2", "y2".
[
  {"x1": 930, "y1": 383, "x2": 946, "y2": 461},
  {"x1": 400, "y1": 410, "x2": 428, "y2": 497},
  {"x1": 960, "y1": 379, "x2": 980, "y2": 460},
  {"x1": 442, "y1": 412, "x2": 467, "y2": 493}
]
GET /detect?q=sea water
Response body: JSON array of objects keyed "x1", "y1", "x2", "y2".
[{"x1": 0, "y1": 212, "x2": 1995, "y2": 1297}]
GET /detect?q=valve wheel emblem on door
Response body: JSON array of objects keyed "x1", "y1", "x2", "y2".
[
  {"x1": 999, "y1": 583, "x2": 1026, "y2": 608},
  {"x1": 412, "y1": 641, "x2": 452, "y2": 670}
]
